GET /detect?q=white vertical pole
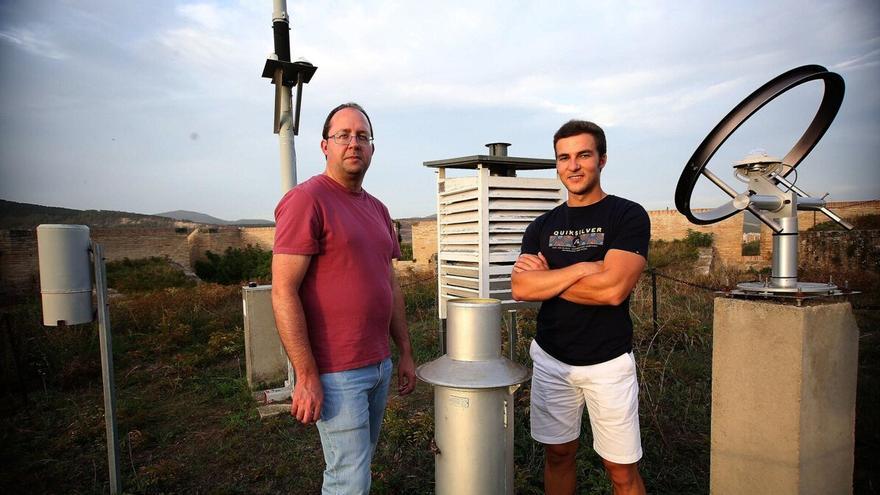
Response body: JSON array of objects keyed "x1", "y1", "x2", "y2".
[
  {"x1": 272, "y1": 0, "x2": 297, "y2": 389},
  {"x1": 273, "y1": 0, "x2": 297, "y2": 192},
  {"x1": 93, "y1": 242, "x2": 121, "y2": 494}
]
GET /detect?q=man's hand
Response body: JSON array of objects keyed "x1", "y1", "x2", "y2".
[
  {"x1": 397, "y1": 352, "x2": 416, "y2": 396},
  {"x1": 290, "y1": 374, "x2": 323, "y2": 424},
  {"x1": 513, "y1": 252, "x2": 550, "y2": 273}
]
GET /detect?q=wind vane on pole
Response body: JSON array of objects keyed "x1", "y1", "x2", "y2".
[{"x1": 261, "y1": 0, "x2": 317, "y2": 191}]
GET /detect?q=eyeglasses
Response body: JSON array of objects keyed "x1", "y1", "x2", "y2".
[{"x1": 328, "y1": 132, "x2": 374, "y2": 146}]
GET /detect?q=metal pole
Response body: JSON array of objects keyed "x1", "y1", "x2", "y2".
[
  {"x1": 439, "y1": 318, "x2": 447, "y2": 355},
  {"x1": 651, "y1": 269, "x2": 658, "y2": 336},
  {"x1": 273, "y1": 0, "x2": 297, "y2": 192},
  {"x1": 507, "y1": 310, "x2": 517, "y2": 362},
  {"x1": 272, "y1": 0, "x2": 298, "y2": 391},
  {"x1": 93, "y1": 242, "x2": 121, "y2": 495},
  {"x1": 772, "y1": 216, "x2": 799, "y2": 288}
]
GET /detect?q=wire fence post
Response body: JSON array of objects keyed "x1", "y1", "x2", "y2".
[{"x1": 651, "y1": 268, "x2": 659, "y2": 335}]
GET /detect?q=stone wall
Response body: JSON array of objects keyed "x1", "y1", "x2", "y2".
[
  {"x1": 647, "y1": 208, "x2": 746, "y2": 266},
  {"x1": 759, "y1": 200, "x2": 880, "y2": 261},
  {"x1": 0, "y1": 226, "x2": 272, "y2": 297},
  {"x1": 0, "y1": 230, "x2": 39, "y2": 297},
  {"x1": 3, "y1": 200, "x2": 875, "y2": 297},
  {"x1": 91, "y1": 227, "x2": 191, "y2": 267},
  {"x1": 411, "y1": 221, "x2": 437, "y2": 265},
  {"x1": 800, "y1": 230, "x2": 880, "y2": 274},
  {"x1": 188, "y1": 228, "x2": 245, "y2": 264},
  {"x1": 405, "y1": 200, "x2": 879, "y2": 269},
  {"x1": 241, "y1": 227, "x2": 276, "y2": 251}
]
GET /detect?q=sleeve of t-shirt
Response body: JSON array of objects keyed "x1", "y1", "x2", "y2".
[
  {"x1": 610, "y1": 203, "x2": 651, "y2": 259},
  {"x1": 520, "y1": 215, "x2": 543, "y2": 255},
  {"x1": 273, "y1": 188, "x2": 322, "y2": 255}
]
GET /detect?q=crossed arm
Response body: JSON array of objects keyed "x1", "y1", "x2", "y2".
[
  {"x1": 510, "y1": 249, "x2": 646, "y2": 306},
  {"x1": 271, "y1": 254, "x2": 416, "y2": 425}
]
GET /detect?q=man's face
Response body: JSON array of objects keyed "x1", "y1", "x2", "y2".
[
  {"x1": 554, "y1": 133, "x2": 606, "y2": 197},
  {"x1": 321, "y1": 107, "x2": 374, "y2": 179}
]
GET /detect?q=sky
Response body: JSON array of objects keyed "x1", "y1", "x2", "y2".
[{"x1": 1, "y1": 0, "x2": 878, "y2": 222}]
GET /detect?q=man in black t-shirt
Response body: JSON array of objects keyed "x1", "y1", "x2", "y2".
[{"x1": 512, "y1": 120, "x2": 650, "y2": 495}]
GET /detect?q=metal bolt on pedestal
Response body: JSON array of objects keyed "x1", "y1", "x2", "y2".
[{"x1": 416, "y1": 298, "x2": 530, "y2": 495}]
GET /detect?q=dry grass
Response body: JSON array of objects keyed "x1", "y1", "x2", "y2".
[{"x1": 0, "y1": 259, "x2": 877, "y2": 494}]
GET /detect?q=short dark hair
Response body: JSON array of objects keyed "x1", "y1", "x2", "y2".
[
  {"x1": 322, "y1": 102, "x2": 374, "y2": 139},
  {"x1": 553, "y1": 120, "x2": 606, "y2": 156}
]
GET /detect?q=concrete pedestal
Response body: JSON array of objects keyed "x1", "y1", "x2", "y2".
[
  {"x1": 711, "y1": 298, "x2": 858, "y2": 495},
  {"x1": 242, "y1": 285, "x2": 287, "y2": 389}
]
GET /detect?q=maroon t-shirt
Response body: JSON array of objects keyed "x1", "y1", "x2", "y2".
[{"x1": 273, "y1": 174, "x2": 401, "y2": 373}]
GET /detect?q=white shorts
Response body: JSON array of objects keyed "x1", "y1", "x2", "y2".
[{"x1": 529, "y1": 339, "x2": 643, "y2": 464}]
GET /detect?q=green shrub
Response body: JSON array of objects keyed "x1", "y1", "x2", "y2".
[
  {"x1": 106, "y1": 257, "x2": 195, "y2": 293},
  {"x1": 809, "y1": 213, "x2": 880, "y2": 231},
  {"x1": 194, "y1": 245, "x2": 272, "y2": 285},
  {"x1": 648, "y1": 239, "x2": 699, "y2": 269},
  {"x1": 742, "y1": 240, "x2": 760, "y2": 255},
  {"x1": 684, "y1": 229, "x2": 713, "y2": 248},
  {"x1": 399, "y1": 243, "x2": 413, "y2": 261}
]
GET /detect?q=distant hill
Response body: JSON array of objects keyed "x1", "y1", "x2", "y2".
[
  {"x1": 0, "y1": 199, "x2": 189, "y2": 230},
  {"x1": 154, "y1": 210, "x2": 273, "y2": 227}
]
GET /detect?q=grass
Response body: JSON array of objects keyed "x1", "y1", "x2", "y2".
[{"x1": 1, "y1": 254, "x2": 877, "y2": 494}]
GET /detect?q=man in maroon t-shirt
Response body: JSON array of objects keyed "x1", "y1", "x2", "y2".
[{"x1": 271, "y1": 102, "x2": 416, "y2": 494}]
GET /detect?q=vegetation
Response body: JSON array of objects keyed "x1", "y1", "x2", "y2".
[
  {"x1": 742, "y1": 240, "x2": 760, "y2": 256},
  {"x1": 808, "y1": 213, "x2": 880, "y2": 231},
  {"x1": 684, "y1": 229, "x2": 713, "y2": 248},
  {"x1": 195, "y1": 245, "x2": 272, "y2": 285},
  {"x1": 399, "y1": 243, "x2": 413, "y2": 261},
  {"x1": 106, "y1": 257, "x2": 196, "y2": 293},
  {"x1": 1, "y1": 247, "x2": 877, "y2": 494},
  {"x1": 0, "y1": 199, "x2": 183, "y2": 229}
]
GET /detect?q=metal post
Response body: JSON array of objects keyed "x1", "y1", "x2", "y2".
[
  {"x1": 93, "y1": 242, "x2": 121, "y2": 495},
  {"x1": 272, "y1": 0, "x2": 297, "y2": 192},
  {"x1": 507, "y1": 310, "x2": 517, "y2": 362},
  {"x1": 651, "y1": 269, "x2": 658, "y2": 335},
  {"x1": 772, "y1": 216, "x2": 798, "y2": 288},
  {"x1": 439, "y1": 318, "x2": 447, "y2": 355}
]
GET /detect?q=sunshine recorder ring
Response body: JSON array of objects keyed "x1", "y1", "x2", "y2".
[{"x1": 675, "y1": 64, "x2": 845, "y2": 225}]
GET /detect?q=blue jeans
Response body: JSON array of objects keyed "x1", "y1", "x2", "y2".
[{"x1": 316, "y1": 358, "x2": 392, "y2": 495}]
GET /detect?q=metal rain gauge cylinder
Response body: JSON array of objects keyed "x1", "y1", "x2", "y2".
[{"x1": 416, "y1": 298, "x2": 530, "y2": 495}]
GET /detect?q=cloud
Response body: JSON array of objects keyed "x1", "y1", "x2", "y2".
[
  {"x1": 0, "y1": 25, "x2": 67, "y2": 60},
  {"x1": 832, "y1": 48, "x2": 880, "y2": 72}
]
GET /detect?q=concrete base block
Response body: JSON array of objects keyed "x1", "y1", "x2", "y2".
[
  {"x1": 242, "y1": 285, "x2": 288, "y2": 389},
  {"x1": 711, "y1": 298, "x2": 858, "y2": 495}
]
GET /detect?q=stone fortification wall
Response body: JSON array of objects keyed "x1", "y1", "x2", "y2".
[
  {"x1": 3, "y1": 200, "x2": 875, "y2": 298},
  {"x1": 647, "y1": 208, "x2": 745, "y2": 266},
  {"x1": 0, "y1": 226, "x2": 275, "y2": 297},
  {"x1": 241, "y1": 227, "x2": 276, "y2": 251},
  {"x1": 405, "y1": 200, "x2": 878, "y2": 270},
  {"x1": 91, "y1": 228, "x2": 192, "y2": 267},
  {"x1": 411, "y1": 221, "x2": 437, "y2": 265},
  {"x1": 188, "y1": 228, "x2": 244, "y2": 264},
  {"x1": 800, "y1": 230, "x2": 880, "y2": 274},
  {"x1": 759, "y1": 200, "x2": 880, "y2": 261},
  {"x1": 0, "y1": 230, "x2": 39, "y2": 298}
]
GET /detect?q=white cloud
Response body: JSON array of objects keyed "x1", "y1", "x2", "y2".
[{"x1": 0, "y1": 26, "x2": 67, "y2": 60}]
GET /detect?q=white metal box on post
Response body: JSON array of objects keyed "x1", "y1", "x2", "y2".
[
  {"x1": 423, "y1": 143, "x2": 564, "y2": 323},
  {"x1": 241, "y1": 284, "x2": 288, "y2": 389},
  {"x1": 36, "y1": 224, "x2": 93, "y2": 326}
]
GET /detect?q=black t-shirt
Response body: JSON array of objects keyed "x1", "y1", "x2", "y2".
[{"x1": 520, "y1": 195, "x2": 650, "y2": 366}]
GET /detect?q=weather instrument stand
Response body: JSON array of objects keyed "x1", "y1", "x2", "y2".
[
  {"x1": 675, "y1": 65, "x2": 860, "y2": 495},
  {"x1": 674, "y1": 65, "x2": 854, "y2": 299}
]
